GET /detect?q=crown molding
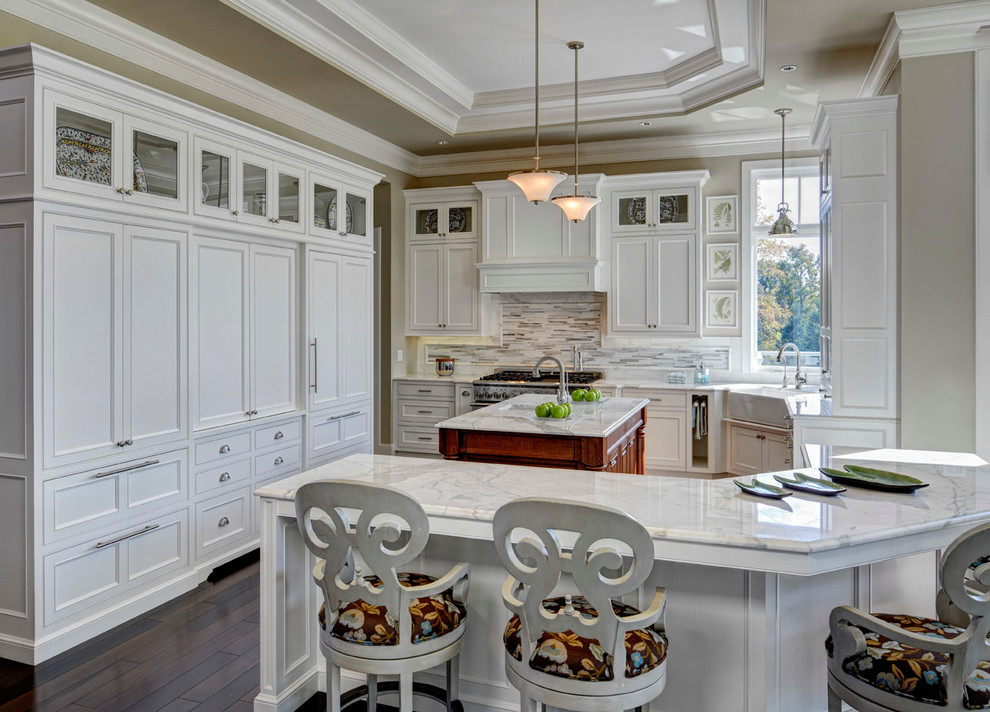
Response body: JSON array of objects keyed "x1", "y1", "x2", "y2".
[
  {"x1": 415, "y1": 127, "x2": 812, "y2": 178},
  {"x1": 2, "y1": 0, "x2": 421, "y2": 174},
  {"x1": 860, "y1": 0, "x2": 990, "y2": 97}
]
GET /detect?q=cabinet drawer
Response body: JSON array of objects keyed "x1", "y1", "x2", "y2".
[
  {"x1": 44, "y1": 509, "x2": 189, "y2": 627},
  {"x1": 395, "y1": 426, "x2": 439, "y2": 453},
  {"x1": 43, "y1": 449, "x2": 188, "y2": 545},
  {"x1": 254, "y1": 443, "x2": 301, "y2": 478},
  {"x1": 310, "y1": 409, "x2": 371, "y2": 461},
  {"x1": 196, "y1": 489, "x2": 250, "y2": 558},
  {"x1": 396, "y1": 399, "x2": 455, "y2": 424},
  {"x1": 254, "y1": 420, "x2": 301, "y2": 450},
  {"x1": 622, "y1": 388, "x2": 687, "y2": 408},
  {"x1": 396, "y1": 382, "x2": 455, "y2": 399},
  {"x1": 195, "y1": 458, "x2": 251, "y2": 496},
  {"x1": 195, "y1": 432, "x2": 251, "y2": 465}
]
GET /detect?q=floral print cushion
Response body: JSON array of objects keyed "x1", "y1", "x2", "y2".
[
  {"x1": 503, "y1": 596, "x2": 667, "y2": 682},
  {"x1": 825, "y1": 613, "x2": 990, "y2": 708},
  {"x1": 318, "y1": 571, "x2": 466, "y2": 646}
]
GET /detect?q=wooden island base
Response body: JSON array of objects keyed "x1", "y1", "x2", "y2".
[{"x1": 439, "y1": 405, "x2": 646, "y2": 474}]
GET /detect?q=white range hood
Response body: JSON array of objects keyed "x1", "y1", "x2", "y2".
[{"x1": 474, "y1": 174, "x2": 605, "y2": 293}]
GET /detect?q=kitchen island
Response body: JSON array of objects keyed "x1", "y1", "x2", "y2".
[
  {"x1": 254, "y1": 448, "x2": 990, "y2": 712},
  {"x1": 436, "y1": 393, "x2": 649, "y2": 474}
]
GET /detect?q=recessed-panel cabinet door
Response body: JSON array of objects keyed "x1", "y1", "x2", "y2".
[
  {"x1": 124, "y1": 227, "x2": 186, "y2": 449},
  {"x1": 308, "y1": 251, "x2": 341, "y2": 412},
  {"x1": 342, "y1": 256, "x2": 372, "y2": 403},
  {"x1": 444, "y1": 243, "x2": 478, "y2": 332},
  {"x1": 644, "y1": 405, "x2": 686, "y2": 472},
  {"x1": 656, "y1": 234, "x2": 696, "y2": 332},
  {"x1": 764, "y1": 432, "x2": 792, "y2": 472},
  {"x1": 407, "y1": 244, "x2": 443, "y2": 332},
  {"x1": 193, "y1": 238, "x2": 249, "y2": 430},
  {"x1": 611, "y1": 237, "x2": 652, "y2": 331},
  {"x1": 250, "y1": 245, "x2": 296, "y2": 418},
  {"x1": 43, "y1": 215, "x2": 123, "y2": 468},
  {"x1": 728, "y1": 426, "x2": 763, "y2": 477}
]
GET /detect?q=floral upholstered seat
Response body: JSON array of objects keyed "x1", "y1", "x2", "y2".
[
  {"x1": 503, "y1": 595, "x2": 668, "y2": 682},
  {"x1": 318, "y1": 572, "x2": 467, "y2": 646},
  {"x1": 826, "y1": 613, "x2": 990, "y2": 708}
]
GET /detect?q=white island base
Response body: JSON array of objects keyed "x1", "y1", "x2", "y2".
[{"x1": 254, "y1": 448, "x2": 990, "y2": 712}]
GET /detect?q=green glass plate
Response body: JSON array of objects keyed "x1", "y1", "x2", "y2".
[
  {"x1": 734, "y1": 478, "x2": 793, "y2": 500},
  {"x1": 819, "y1": 465, "x2": 929, "y2": 493},
  {"x1": 773, "y1": 472, "x2": 846, "y2": 496}
]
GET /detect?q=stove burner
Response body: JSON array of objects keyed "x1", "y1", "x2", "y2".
[{"x1": 476, "y1": 369, "x2": 603, "y2": 385}]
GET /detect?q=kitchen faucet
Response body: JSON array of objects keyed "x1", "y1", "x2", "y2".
[
  {"x1": 573, "y1": 345, "x2": 583, "y2": 371},
  {"x1": 533, "y1": 355, "x2": 568, "y2": 404},
  {"x1": 776, "y1": 342, "x2": 806, "y2": 389}
]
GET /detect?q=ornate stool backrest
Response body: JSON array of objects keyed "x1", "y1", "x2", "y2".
[
  {"x1": 295, "y1": 480, "x2": 430, "y2": 644},
  {"x1": 492, "y1": 498, "x2": 657, "y2": 677}
]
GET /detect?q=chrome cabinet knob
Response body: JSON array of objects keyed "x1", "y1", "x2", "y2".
[
  {"x1": 274, "y1": 431, "x2": 284, "y2": 440},
  {"x1": 218, "y1": 516, "x2": 230, "y2": 527},
  {"x1": 219, "y1": 444, "x2": 231, "y2": 454},
  {"x1": 117, "y1": 187, "x2": 126, "y2": 195},
  {"x1": 274, "y1": 456, "x2": 284, "y2": 466},
  {"x1": 219, "y1": 472, "x2": 231, "y2": 482},
  {"x1": 232, "y1": 209, "x2": 239, "y2": 216}
]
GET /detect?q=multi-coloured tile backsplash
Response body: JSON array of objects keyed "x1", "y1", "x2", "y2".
[{"x1": 423, "y1": 293, "x2": 729, "y2": 371}]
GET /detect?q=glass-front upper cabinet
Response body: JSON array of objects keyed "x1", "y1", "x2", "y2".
[
  {"x1": 194, "y1": 136, "x2": 239, "y2": 221},
  {"x1": 273, "y1": 165, "x2": 304, "y2": 234},
  {"x1": 611, "y1": 188, "x2": 696, "y2": 234},
  {"x1": 310, "y1": 172, "x2": 371, "y2": 245},
  {"x1": 237, "y1": 151, "x2": 273, "y2": 228},
  {"x1": 44, "y1": 92, "x2": 187, "y2": 212},
  {"x1": 408, "y1": 201, "x2": 477, "y2": 241}
]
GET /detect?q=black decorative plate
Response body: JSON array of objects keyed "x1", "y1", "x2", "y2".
[
  {"x1": 734, "y1": 478, "x2": 792, "y2": 500},
  {"x1": 773, "y1": 472, "x2": 846, "y2": 496},
  {"x1": 820, "y1": 465, "x2": 929, "y2": 493}
]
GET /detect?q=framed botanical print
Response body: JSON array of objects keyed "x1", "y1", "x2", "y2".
[
  {"x1": 705, "y1": 290, "x2": 738, "y2": 329},
  {"x1": 706, "y1": 195, "x2": 738, "y2": 234},
  {"x1": 707, "y1": 243, "x2": 738, "y2": 281}
]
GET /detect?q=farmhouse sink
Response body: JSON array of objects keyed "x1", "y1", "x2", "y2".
[{"x1": 726, "y1": 388, "x2": 792, "y2": 428}]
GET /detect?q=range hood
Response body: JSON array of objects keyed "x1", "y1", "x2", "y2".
[{"x1": 475, "y1": 174, "x2": 606, "y2": 293}]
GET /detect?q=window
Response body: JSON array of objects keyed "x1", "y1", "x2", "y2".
[{"x1": 741, "y1": 159, "x2": 821, "y2": 371}]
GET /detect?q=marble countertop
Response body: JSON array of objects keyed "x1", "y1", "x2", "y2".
[
  {"x1": 257, "y1": 449, "x2": 990, "y2": 574},
  {"x1": 434, "y1": 393, "x2": 649, "y2": 438}
]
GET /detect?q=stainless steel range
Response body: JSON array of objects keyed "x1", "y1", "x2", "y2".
[{"x1": 471, "y1": 368, "x2": 604, "y2": 407}]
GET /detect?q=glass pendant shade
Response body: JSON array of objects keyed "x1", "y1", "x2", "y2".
[
  {"x1": 508, "y1": 168, "x2": 567, "y2": 203},
  {"x1": 768, "y1": 107, "x2": 797, "y2": 236},
  {"x1": 551, "y1": 194, "x2": 601, "y2": 222}
]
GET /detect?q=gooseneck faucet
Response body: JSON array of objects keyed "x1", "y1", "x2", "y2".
[
  {"x1": 776, "y1": 342, "x2": 806, "y2": 389},
  {"x1": 533, "y1": 355, "x2": 568, "y2": 404}
]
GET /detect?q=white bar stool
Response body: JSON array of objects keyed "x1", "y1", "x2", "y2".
[
  {"x1": 295, "y1": 480, "x2": 470, "y2": 712},
  {"x1": 492, "y1": 497, "x2": 668, "y2": 712}
]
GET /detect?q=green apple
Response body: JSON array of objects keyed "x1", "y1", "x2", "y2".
[
  {"x1": 535, "y1": 403, "x2": 550, "y2": 418},
  {"x1": 571, "y1": 389, "x2": 586, "y2": 401},
  {"x1": 562, "y1": 402, "x2": 572, "y2": 416},
  {"x1": 550, "y1": 404, "x2": 566, "y2": 418}
]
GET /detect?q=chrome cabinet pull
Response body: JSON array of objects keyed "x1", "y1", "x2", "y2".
[
  {"x1": 219, "y1": 472, "x2": 231, "y2": 482},
  {"x1": 96, "y1": 459, "x2": 160, "y2": 479},
  {"x1": 274, "y1": 431, "x2": 284, "y2": 440},
  {"x1": 462, "y1": 390, "x2": 470, "y2": 396},
  {"x1": 116, "y1": 440, "x2": 127, "y2": 447},
  {"x1": 325, "y1": 410, "x2": 361, "y2": 422},
  {"x1": 417, "y1": 436, "x2": 432, "y2": 441},
  {"x1": 125, "y1": 439, "x2": 132, "y2": 446},
  {"x1": 218, "y1": 516, "x2": 230, "y2": 527},
  {"x1": 418, "y1": 410, "x2": 432, "y2": 414},
  {"x1": 418, "y1": 389, "x2": 432, "y2": 393},
  {"x1": 219, "y1": 444, "x2": 231, "y2": 454},
  {"x1": 310, "y1": 339, "x2": 318, "y2": 392},
  {"x1": 274, "y1": 456, "x2": 284, "y2": 466},
  {"x1": 96, "y1": 524, "x2": 159, "y2": 549}
]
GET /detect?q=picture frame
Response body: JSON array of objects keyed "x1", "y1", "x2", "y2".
[
  {"x1": 706, "y1": 243, "x2": 738, "y2": 281},
  {"x1": 705, "y1": 290, "x2": 738, "y2": 329},
  {"x1": 706, "y1": 195, "x2": 738, "y2": 234}
]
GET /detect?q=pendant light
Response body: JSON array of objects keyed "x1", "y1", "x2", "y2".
[
  {"x1": 552, "y1": 41, "x2": 601, "y2": 222},
  {"x1": 768, "y1": 108, "x2": 797, "y2": 236},
  {"x1": 507, "y1": 0, "x2": 566, "y2": 203}
]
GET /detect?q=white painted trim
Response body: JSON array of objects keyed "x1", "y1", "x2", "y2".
[
  {"x1": 1, "y1": 0, "x2": 419, "y2": 174},
  {"x1": 976, "y1": 50, "x2": 990, "y2": 461}
]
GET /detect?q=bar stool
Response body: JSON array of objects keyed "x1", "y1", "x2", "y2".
[
  {"x1": 826, "y1": 521, "x2": 990, "y2": 711},
  {"x1": 294, "y1": 480, "x2": 470, "y2": 712},
  {"x1": 492, "y1": 497, "x2": 668, "y2": 712}
]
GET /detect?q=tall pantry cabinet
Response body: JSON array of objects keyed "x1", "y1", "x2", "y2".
[{"x1": 0, "y1": 44, "x2": 382, "y2": 664}]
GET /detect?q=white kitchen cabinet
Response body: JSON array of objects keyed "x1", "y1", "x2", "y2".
[
  {"x1": 610, "y1": 185, "x2": 697, "y2": 234},
  {"x1": 645, "y1": 405, "x2": 687, "y2": 471},
  {"x1": 407, "y1": 194, "x2": 478, "y2": 242},
  {"x1": 393, "y1": 379, "x2": 457, "y2": 455},
  {"x1": 311, "y1": 171, "x2": 370, "y2": 245},
  {"x1": 43, "y1": 215, "x2": 186, "y2": 469},
  {"x1": 811, "y1": 97, "x2": 898, "y2": 419},
  {"x1": 307, "y1": 249, "x2": 372, "y2": 412},
  {"x1": 611, "y1": 233, "x2": 698, "y2": 335},
  {"x1": 191, "y1": 236, "x2": 296, "y2": 430},
  {"x1": 407, "y1": 242, "x2": 479, "y2": 334},
  {"x1": 727, "y1": 423, "x2": 793, "y2": 476}
]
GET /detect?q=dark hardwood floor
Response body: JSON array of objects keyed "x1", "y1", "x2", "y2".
[{"x1": 0, "y1": 551, "x2": 319, "y2": 712}]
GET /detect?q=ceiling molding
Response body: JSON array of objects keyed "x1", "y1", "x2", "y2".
[
  {"x1": 414, "y1": 127, "x2": 813, "y2": 178},
  {"x1": 2, "y1": 0, "x2": 420, "y2": 174},
  {"x1": 860, "y1": 0, "x2": 990, "y2": 97},
  {"x1": 218, "y1": 0, "x2": 469, "y2": 132}
]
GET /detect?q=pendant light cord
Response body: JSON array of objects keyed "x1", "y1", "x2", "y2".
[
  {"x1": 780, "y1": 109, "x2": 785, "y2": 208},
  {"x1": 571, "y1": 41, "x2": 582, "y2": 195},
  {"x1": 534, "y1": 0, "x2": 540, "y2": 171}
]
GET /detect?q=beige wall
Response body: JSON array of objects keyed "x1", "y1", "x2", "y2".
[{"x1": 899, "y1": 52, "x2": 976, "y2": 450}]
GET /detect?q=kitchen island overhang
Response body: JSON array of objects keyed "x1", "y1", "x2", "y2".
[
  {"x1": 254, "y1": 450, "x2": 990, "y2": 712},
  {"x1": 435, "y1": 393, "x2": 650, "y2": 474}
]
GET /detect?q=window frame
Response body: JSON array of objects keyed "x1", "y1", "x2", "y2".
[{"x1": 740, "y1": 157, "x2": 821, "y2": 375}]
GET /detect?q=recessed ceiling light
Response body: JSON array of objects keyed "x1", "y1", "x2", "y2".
[
  {"x1": 641, "y1": 121, "x2": 652, "y2": 127},
  {"x1": 436, "y1": 140, "x2": 449, "y2": 146},
  {"x1": 780, "y1": 64, "x2": 798, "y2": 72}
]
